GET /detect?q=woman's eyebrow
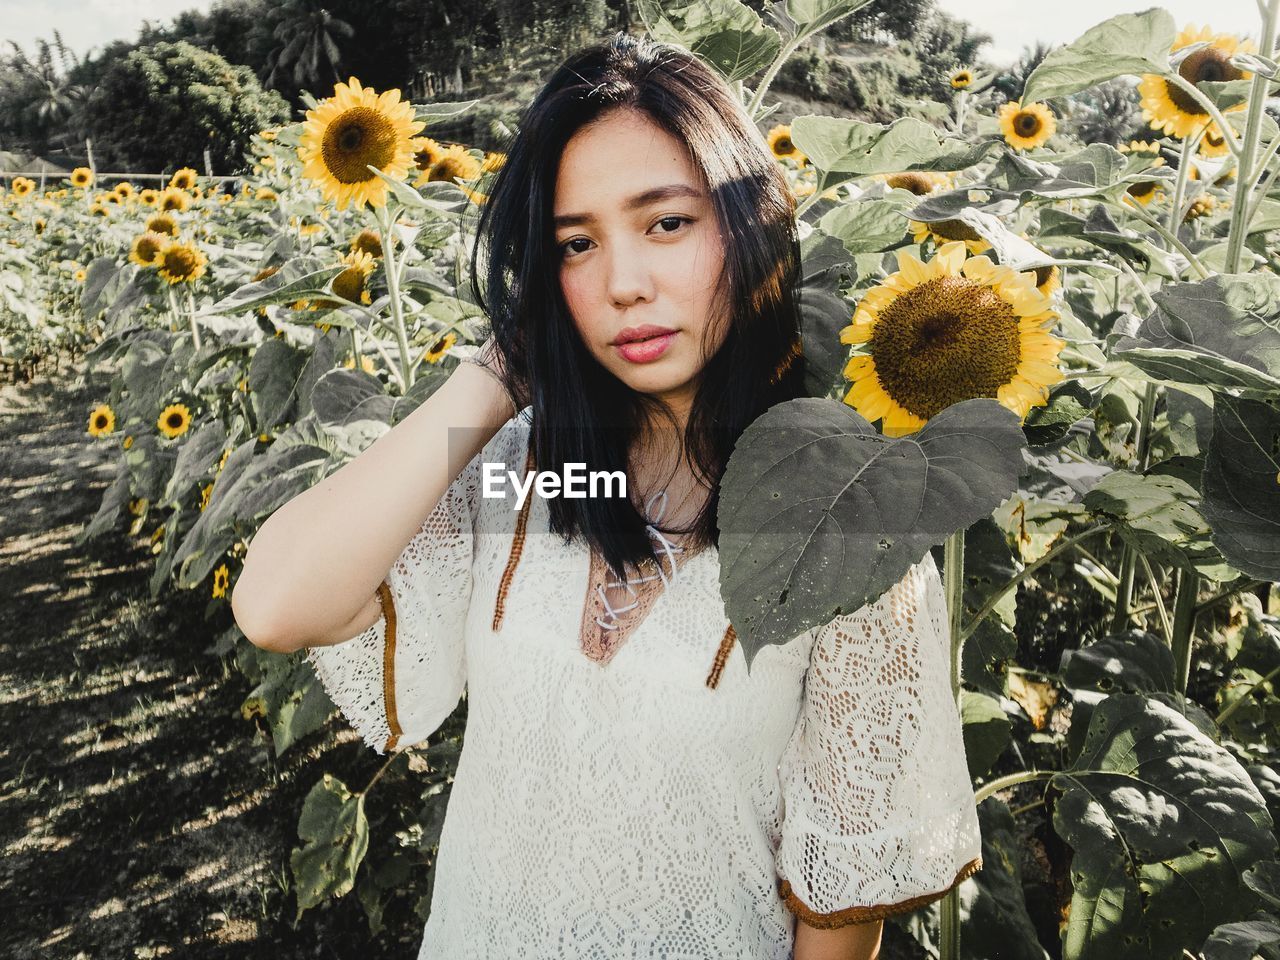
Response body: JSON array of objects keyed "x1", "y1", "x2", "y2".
[{"x1": 553, "y1": 183, "x2": 705, "y2": 228}]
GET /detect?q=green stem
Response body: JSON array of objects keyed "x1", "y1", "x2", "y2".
[
  {"x1": 1170, "y1": 568, "x2": 1201, "y2": 694},
  {"x1": 375, "y1": 204, "x2": 415, "y2": 392},
  {"x1": 1138, "y1": 552, "x2": 1173, "y2": 644},
  {"x1": 974, "y1": 768, "x2": 1055, "y2": 804},
  {"x1": 1225, "y1": 0, "x2": 1280, "y2": 273},
  {"x1": 746, "y1": 36, "x2": 806, "y2": 121},
  {"x1": 1216, "y1": 662, "x2": 1280, "y2": 726},
  {"x1": 940, "y1": 880, "x2": 960, "y2": 960},
  {"x1": 1125, "y1": 203, "x2": 1210, "y2": 279},
  {"x1": 1110, "y1": 381, "x2": 1159, "y2": 631},
  {"x1": 944, "y1": 530, "x2": 966, "y2": 703},
  {"x1": 1167, "y1": 131, "x2": 1198, "y2": 237},
  {"x1": 961, "y1": 523, "x2": 1111, "y2": 643},
  {"x1": 1195, "y1": 579, "x2": 1268, "y2": 615},
  {"x1": 1163, "y1": 73, "x2": 1244, "y2": 161}
]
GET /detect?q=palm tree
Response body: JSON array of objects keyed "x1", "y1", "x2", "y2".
[
  {"x1": 5, "y1": 32, "x2": 90, "y2": 150},
  {"x1": 264, "y1": 0, "x2": 354, "y2": 94}
]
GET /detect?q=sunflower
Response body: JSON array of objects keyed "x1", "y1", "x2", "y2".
[
  {"x1": 159, "y1": 187, "x2": 192, "y2": 213},
  {"x1": 123, "y1": 435, "x2": 134, "y2": 450},
  {"x1": 157, "y1": 240, "x2": 208, "y2": 285},
  {"x1": 1198, "y1": 124, "x2": 1230, "y2": 158},
  {"x1": 1185, "y1": 193, "x2": 1219, "y2": 221},
  {"x1": 146, "y1": 212, "x2": 179, "y2": 236},
  {"x1": 212, "y1": 563, "x2": 230, "y2": 599},
  {"x1": 1029, "y1": 264, "x2": 1060, "y2": 299},
  {"x1": 838, "y1": 240, "x2": 1064, "y2": 436},
  {"x1": 909, "y1": 218, "x2": 991, "y2": 256},
  {"x1": 87, "y1": 403, "x2": 116, "y2": 437},
  {"x1": 414, "y1": 143, "x2": 483, "y2": 188},
  {"x1": 199, "y1": 482, "x2": 214, "y2": 511},
  {"x1": 423, "y1": 331, "x2": 458, "y2": 363},
  {"x1": 73, "y1": 268, "x2": 86, "y2": 283},
  {"x1": 347, "y1": 228, "x2": 382, "y2": 259},
  {"x1": 998, "y1": 101, "x2": 1056, "y2": 151},
  {"x1": 766, "y1": 124, "x2": 806, "y2": 164},
  {"x1": 949, "y1": 68, "x2": 973, "y2": 90},
  {"x1": 329, "y1": 249, "x2": 376, "y2": 304},
  {"x1": 70, "y1": 167, "x2": 94, "y2": 188},
  {"x1": 170, "y1": 167, "x2": 198, "y2": 190},
  {"x1": 1138, "y1": 25, "x2": 1254, "y2": 140},
  {"x1": 128, "y1": 497, "x2": 147, "y2": 516},
  {"x1": 11, "y1": 177, "x2": 35, "y2": 198},
  {"x1": 34, "y1": 217, "x2": 46, "y2": 235},
  {"x1": 342, "y1": 354, "x2": 378, "y2": 374},
  {"x1": 1118, "y1": 144, "x2": 1168, "y2": 206},
  {"x1": 256, "y1": 187, "x2": 278, "y2": 201},
  {"x1": 157, "y1": 403, "x2": 192, "y2": 438},
  {"x1": 413, "y1": 137, "x2": 446, "y2": 173},
  {"x1": 298, "y1": 77, "x2": 426, "y2": 210},
  {"x1": 482, "y1": 151, "x2": 507, "y2": 173},
  {"x1": 129, "y1": 231, "x2": 168, "y2": 268},
  {"x1": 260, "y1": 129, "x2": 278, "y2": 142},
  {"x1": 139, "y1": 188, "x2": 160, "y2": 207},
  {"x1": 880, "y1": 170, "x2": 952, "y2": 196},
  {"x1": 114, "y1": 182, "x2": 136, "y2": 200}
]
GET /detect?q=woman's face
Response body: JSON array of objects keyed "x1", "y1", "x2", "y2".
[{"x1": 553, "y1": 107, "x2": 729, "y2": 422}]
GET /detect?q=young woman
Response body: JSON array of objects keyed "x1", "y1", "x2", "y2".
[{"x1": 233, "y1": 31, "x2": 982, "y2": 960}]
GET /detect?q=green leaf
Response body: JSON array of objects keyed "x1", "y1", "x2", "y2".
[
  {"x1": 1201, "y1": 917, "x2": 1280, "y2": 960},
  {"x1": 959, "y1": 799, "x2": 1050, "y2": 960},
  {"x1": 1021, "y1": 9, "x2": 1176, "y2": 105},
  {"x1": 636, "y1": 0, "x2": 781, "y2": 82},
  {"x1": 1201, "y1": 394, "x2": 1280, "y2": 581},
  {"x1": 249, "y1": 338, "x2": 309, "y2": 429},
  {"x1": 161, "y1": 420, "x2": 227, "y2": 507},
  {"x1": 817, "y1": 190, "x2": 915, "y2": 254},
  {"x1": 793, "y1": 230, "x2": 855, "y2": 400},
  {"x1": 960, "y1": 690, "x2": 1011, "y2": 781},
  {"x1": 782, "y1": 0, "x2": 875, "y2": 37},
  {"x1": 208, "y1": 258, "x2": 346, "y2": 314},
  {"x1": 290, "y1": 774, "x2": 370, "y2": 920},
  {"x1": 1052, "y1": 693, "x2": 1278, "y2": 960},
  {"x1": 717, "y1": 397, "x2": 1027, "y2": 667},
  {"x1": 1061, "y1": 630, "x2": 1178, "y2": 696},
  {"x1": 959, "y1": 518, "x2": 1021, "y2": 699},
  {"x1": 310, "y1": 368, "x2": 396, "y2": 426},
  {"x1": 790, "y1": 114, "x2": 1001, "y2": 179}
]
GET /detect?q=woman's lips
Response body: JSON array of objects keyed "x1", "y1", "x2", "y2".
[{"x1": 615, "y1": 331, "x2": 676, "y2": 363}]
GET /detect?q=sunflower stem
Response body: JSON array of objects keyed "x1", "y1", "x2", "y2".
[
  {"x1": 1170, "y1": 567, "x2": 1201, "y2": 694},
  {"x1": 943, "y1": 530, "x2": 966, "y2": 704},
  {"x1": 1226, "y1": 0, "x2": 1280, "y2": 273},
  {"x1": 1138, "y1": 552, "x2": 1174, "y2": 645},
  {"x1": 185, "y1": 286, "x2": 201, "y2": 352},
  {"x1": 1216, "y1": 662, "x2": 1280, "y2": 726},
  {"x1": 375, "y1": 203, "x2": 415, "y2": 392},
  {"x1": 1124, "y1": 203, "x2": 1211, "y2": 279},
  {"x1": 1166, "y1": 130, "x2": 1198, "y2": 237},
  {"x1": 1109, "y1": 380, "x2": 1159, "y2": 631}
]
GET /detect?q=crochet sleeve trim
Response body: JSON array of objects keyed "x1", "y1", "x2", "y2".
[{"x1": 779, "y1": 855, "x2": 983, "y2": 928}]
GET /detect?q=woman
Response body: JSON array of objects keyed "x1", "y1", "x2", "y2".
[{"x1": 232, "y1": 31, "x2": 982, "y2": 960}]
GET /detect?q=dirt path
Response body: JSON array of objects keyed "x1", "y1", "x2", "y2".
[{"x1": 0, "y1": 361, "x2": 422, "y2": 959}]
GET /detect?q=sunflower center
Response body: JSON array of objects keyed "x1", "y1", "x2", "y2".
[
  {"x1": 164, "y1": 248, "x2": 198, "y2": 278},
  {"x1": 167, "y1": 413, "x2": 183, "y2": 428},
  {"x1": 929, "y1": 219, "x2": 983, "y2": 242},
  {"x1": 1014, "y1": 112, "x2": 1042, "y2": 137},
  {"x1": 95, "y1": 414, "x2": 108, "y2": 428},
  {"x1": 1166, "y1": 48, "x2": 1243, "y2": 115},
  {"x1": 869, "y1": 275, "x2": 1022, "y2": 420},
  {"x1": 888, "y1": 173, "x2": 934, "y2": 196},
  {"x1": 776, "y1": 137, "x2": 793, "y2": 153},
  {"x1": 138, "y1": 237, "x2": 161, "y2": 260},
  {"x1": 322, "y1": 107, "x2": 399, "y2": 184}
]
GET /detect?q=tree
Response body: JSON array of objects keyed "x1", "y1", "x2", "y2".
[
  {"x1": 83, "y1": 41, "x2": 289, "y2": 173},
  {"x1": 263, "y1": 0, "x2": 354, "y2": 94},
  {"x1": 3, "y1": 33, "x2": 90, "y2": 151}
]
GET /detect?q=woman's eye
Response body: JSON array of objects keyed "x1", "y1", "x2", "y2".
[
  {"x1": 561, "y1": 238, "x2": 591, "y2": 257},
  {"x1": 559, "y1": 217, "x2": 692, "y2": 259},
  {"x1": 653, "y1": 216, "x2": 691, "y2": 235}
]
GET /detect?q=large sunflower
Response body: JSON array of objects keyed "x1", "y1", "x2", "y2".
[
  {"x1": 87, "y1": 403, "x2": 116, "y2": 437},
  {"x1": 70, "y1": 167, "x2": 94, "y2": 188},
  {"x1": 129, "y1": 231, "x2": 168, "y2": 268},
  {"x1": 298, "y1": 77, "x2": 426, "y2": 211},
  {"x1": 766, "y1": 124, "x2": 806, "y2": 165},
  {"x1": 157, "y1": 403, "x2": 192, "y2": 439},
  {"x1": 998, "y1": 101, "x2": 1056, "y2": 151},
  {"x1": 1138, "y1": 25, "x2": 1254, "y2": 140},
  {"x1": 839, "y1": 241, "x2": 1064, "y2": 436},
  {"x1": 157, "y1": 240, "x2": 208, "y2": 285}
]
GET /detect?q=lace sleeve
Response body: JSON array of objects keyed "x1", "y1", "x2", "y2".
[
  {"x1": 303, "y1": 431, "x2": 495, "y2": 755},
  {"x1": 775, "y1": 551, "x2": 984, "y2": 928}
]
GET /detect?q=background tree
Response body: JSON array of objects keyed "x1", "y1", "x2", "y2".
[
  {"x1": 263, "y1": 0, "x2": 354, "y2": 95},
  {"x1": 1, "y1": 34, "x2": 90, "y2": 153}
]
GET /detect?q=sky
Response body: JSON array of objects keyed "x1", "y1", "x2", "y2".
[{"x1": 0, "y1": 0, "x2": 1265, "y2": 68}]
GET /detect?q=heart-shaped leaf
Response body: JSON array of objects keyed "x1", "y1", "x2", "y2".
[
  {"x1": 1201, "y1": 394, "x2": 1280, "y2": 581},
  {"x1": 1021, "y1": 9, "x2": 1177, "y2": 105}
]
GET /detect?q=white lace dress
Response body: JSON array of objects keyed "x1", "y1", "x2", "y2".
[{"x1": 305, "y1": 407, "x2": 983, "y2": 959}]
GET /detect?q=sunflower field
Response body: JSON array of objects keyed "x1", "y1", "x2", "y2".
[{"x1": 4, "y1": 1, "x2": 1280, "y2": 957}]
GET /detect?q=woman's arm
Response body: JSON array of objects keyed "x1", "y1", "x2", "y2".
[
  {"x1": 231, "y1": 348, "x2": 515, "y2": 654},
  {"x1": 793, "y1": 918, "x2": 883, "y2": 960}
]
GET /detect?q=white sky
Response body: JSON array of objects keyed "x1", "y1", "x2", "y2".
[{"x1": 1, "y1": 1, "x2": 1266, "y2": 69}]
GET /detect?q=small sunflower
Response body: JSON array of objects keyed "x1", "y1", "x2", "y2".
[
  {"x1": 170, "y1": 167, "x2": 198, "y2": 190},
  {"x1": 342, "y1": 354, "x2": 378, "y2": 374},
  {"x1": 998, "y1": 101, "x2": 1056, "y2": 151},
  {"x1": 129, "y1": 231, "x2": 168, "y2": 268},
  {"x1": 114, "y1": 182, "x2": 136, "y2": 200},
  {"x1": 73, "y1": 268, "x2": 86, "y2": 283},
  {"x1": 199, "y1": 482, "x2": 214, "y2": 511},
  {"x1": 909, "y1": 218, "x2": 991, "y2": 256},
  {"x1": 1138, "y1": 25, "x2": 1254, "y2": 140},
  {"x1": 34, "y1": 217, "x2": 46, "y2": 234},
  {"x1": 350, "y1": 228, "x2": 383, "y2": 258},
  {"x1": 260, "y1": 129, "x2": 278, "y2": 142},
  {"x1": 70, "y1": 167, "x2": 94, "y2": 188},
  {"x1": 159, "y1": 187, "x2": 192, "y2": 213},
  {"x1": 146, "y1": 212, "x2": 179, "y2": 237},
  {"x1": 212, "y1": 563, "x2": 230, "y2": 599},
  {"x1": 839, "y1": 240, "x2": 1064, "y2": 436},
  {"x1": 139, "y1": 188, "x2": 160, "y2": 207},
  {"x1": 87, "y1": 403, "x2": 116, "y2": 437},
  {"x1": 880, "y1": 170, "x2": 952, "y2": 196},
  {"x1": 414, "y1": 144, "x2": 483, "y2": 188},
  {"x1": 1185, "y1": 193, "x2": 1219, "y2": 220},
  {"x1": 766, "y1": 124, "x2": 806, "y2": 164},
  {"x1": 298, "y1": 77, "x2": 427, "y2": 210},
  {"x1": 157, "y1": 403, "x2": 192, "y2": 438},
  {"x1": 123, "y1": 435, "x2": 134, "y2": 450},
  {"x1": 11, "y1": 177, "x2": 35, "y2": 198},
  {"x1": 157, "y1": 240, "x2": 208, "y2": 285},
  {"x1": 413, "y1": 137, "x2": 446, "y2": 173},
  {"x1": 1198, "y1": 124, "x2": 1231, "y2": 158},
  {"x1": 1118, "y1": 144, "x2": 1168, "y2": 206},
  {"x1": 128, "y1": 497, "x2": 147, "y2": 516},
  {"x1": 424, "y1": 331, "x2": 458, "y2": 363},
  {"x1": 949, "y1": 68, "x2": 974, "y2": 90},
  {"x1": 329, "y1": 249, "x2": 376, "y2": 305},
  {"x1": 256, "y1": 187, "x2": 278, "y2": 201}
]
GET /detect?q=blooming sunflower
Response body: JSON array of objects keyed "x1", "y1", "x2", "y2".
[
  {"x1": 839, "y1": 240, "x2": 1064, "y2": 436},
  {"x1": 70, "y1": 167, "x2": 94, "y2": 188},
  {"x1": 998, "y1": 101, "x2": 1056, "y2": 151},
  {"x1": 159, "y1": 187, "x2": 192, "y2": 213},
  {"x1": 212, "y1": 563, "x2": 230, "y2": 599},
  {"x1": 766, "y1": 124, "x2": 806, "y2": 164},
  {"x1": 1138, "y1": 25, "x2": 1254, "y2": 140},
  {"x1": 329, "y1": 249, "x2": 376, "y2": 304},
  {"x1": 414, "y1": 143, "x2": 483, "y2": 188},
  {"x1": 139, "y1": 188, "x2": 160, "y2": 207},
  {"x1": 482, "y1": 151, "x2": 507, "y2": 173},
  {"x1": 256, "y1": 187, "x2": 278, "y2": 201},
  {"x1": 87, "y1": 403, "x2": 116, "y2": 437},
  {"x1": 170, "y1": 167, "x2": 198, "y2": 190},
  {"x1": 1198, "y1": 124, "x2": 1230, "y2": 158},
  {"x1": 73, "y1": 268, "x2": 86, "y2": 283},
  {"x1": 1184, "y1": 193, "x2": 1219, "y2": 221},
  {"x1": 298, "y1": 77, "x2": 426, "y2": 210},
  {"x1": 425, "y1": 331, "x2": 458, "y2": 364},
  {"x1": 350, "y1": 228, "x2": 383, "y2": 258},
  {"x1": 114, "y1": 182, "x2": 136, "y2": 200},
  {"x1": 12, "y1": 177, "x2": 35, "y2": 198},
  {"x1": 880, "y1": 170, "x2": 953, "y2": 196},
  {"x1": 34, "y1": 217, "x2": 46, "y2": 234},
  {"x1": 157, "y1": 403, "x2": 192, "y2": 438},
  {"x1": 342, "y1": 354, "x2": 378, "y2": 374},
  {"x1": 909, "y1": 218, "x2": 991, "y2": 256},
  {"x1": 199, "y1": 482, "x2": 214, "y2": 511},
  {"x1": 146, "y1": 212, "x2": 179, "y2": 237},
  {"x1": 129, "y1": 231, "x2": 168, "y2": 268},
  {"x1": 413, "y1": 137, "x2": 446, "y2": 173},
  {"x1": 157, "y1": 240, "x2": 208, "y2": 285},
  {"x1": 1117, "y1": 142, "x2": 1168, "y2": 206},
  {"x1": 949, "y1": 68, "x2": 973, "y2": 90}
]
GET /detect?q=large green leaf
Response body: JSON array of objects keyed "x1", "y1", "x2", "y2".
[
  {"x1": 782, "y1": 0, "x2": 875, "y2": 37},
  {"x1": 1061, "y1": 630, "x2": 1177, "y2": 697},
  {"x1": 993, "y1": 143, "x2": 1131, "y2": 200},
  {"x1": 790, "y1": 114, "x2": 1001, "y2": 179},
  {"x1": 1113, "y1": 274, "x2": 1280, "y2": 398},
  {"x1": 817, "y1": 190, "x2": 916, "y2": 254},
  {"x1": 208, "y1": 258, "x2": 346, "y2": 314},
  {"x1": 717, "y1": 397, "x2": 1027, "y2": 667},
  {"x1": 1201, "y1": 394, "x2": 1280, "y2": 581},
  {"x1": 290, "y1": 774, "x2": 370, "y2": 920},
  {"x1": 1201, "y1": 917, "x2": 1280, "y2": 960},
  {"x1": 310, "y1": 368, "x2": 396, "y2": 426},
  {"x1": 960, "y1": 691, "x2": 1011, "y2": 782},
  {"x1": 636, "y1": 0, "x2": 781, "y2": 82},
  {"x1": 249, "y1": 338, "x2": 310, "y2": 429},
  {"x1": 1052, "y1": 693, "x2": 1278, "y2": 960},
  {"x1": 161, "y1": 420, "x2": 227, "y2": 507},
  {"x1": 959, "y1": 518, "x2": 1021, "y2": 699},
  {"x1": 793, "y1": 230, "x2": 855, "y2": 400},
  {"x1": 1021, "y1": 9, "x2": 1176, "y2": 105}
]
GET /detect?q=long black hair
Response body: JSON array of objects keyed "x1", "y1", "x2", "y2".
[{"x1": 468, "y1": 30, "x2": 807, "y2": 582}]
